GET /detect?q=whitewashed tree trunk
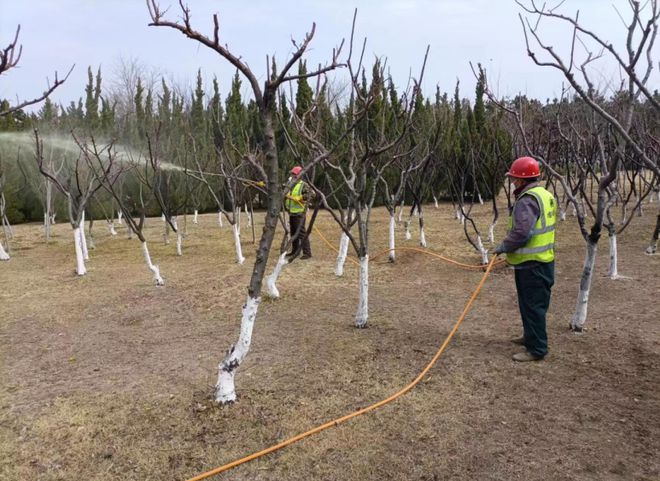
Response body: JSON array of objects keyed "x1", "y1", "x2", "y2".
[
  {"x1": 478, "y1": 193, "x2": 484, "y2": 205},
  {"x1": 570, "y1": 241, "x2": 597, "y2": 331},
  {"x1": 607, "y1": 232, "x2": 619, "y2": 279},
  {"x1": 43, "y1": 212, "x2": 51, "y2": 242},
  {"x1": 397, "y1": 201, "x2": 404, "y2": 222},
  {"x1": 355, "y1": 255, "x2": 369, "y2": 328},
  {"x1": 107, "y1": 221, "x2": 117, "y2": 236},
  {"x1": 335, "y1": 232, "x2": 349, "y2": 276},
  {"x1": 404, "y1": 220, "x2": 412, "y2": 240},
  {"x1": 419, "y1": 225, "x2": 427, "y2": 248},
  {"x1": 0, "y1": 241, "x2": 9, "y2": 261},
  {"x1": 388, "y1": 213, "x2": 396, "y2": 262},
  {"x1": 412, "y1": 205, "x2": 418, "y2": 217},
  {"x1": 232, "y1": 223, "x2": 245, "y2": 264},
  {"x1": 217, "y1": 211, "x2": 224, "y2": 228},
  {"x1": 487, "y1": 221, "x2": 496, "y2": 244},
  {"x1": 245, "y1": 204, "x2": 251, "y2": 227},
  {"x1": 433, "y1": 195, "x2": 439, "y2": 209},
  {"x1": 477, "y1": 235, "x2": 489, "y2": 264},
  {"x1": 265, "y1": 252, "x2": 288, "y2": 298},
  {"x1": 141, "y1": 241, "x2": 164, "y2": 285},
  {"x1": 559, "y1": 206, "x2": 567, "y2": 221},
  {"x1": 176, "y1": 232, "x2": 183, "y2": 256},
  {"x1": 73, "y1": 227, "x2": 86, "y2": 276},
  {"x1": 127, "y1": 227, "x2": 133, "y2": 240},
  {"x1": 193, "y1": 209, "x2": 199, "y2": 224},
  {"x1": 215, "y1": 295, "x2": 259, "y2": 404},
  {"x1": 80, "y1": 213, "x2": 89, "y2": 261},
  {"x1": 163, "y1": 219, "x2": 170, "y2": 245},
  {"x1": 117, "y1": 210, "x2": 123, "y2": 225}
]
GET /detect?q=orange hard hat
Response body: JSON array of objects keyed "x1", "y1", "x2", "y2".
[
  {"x1": 290, "y1": 166, "x2": 303, "y2": 176},
  {"x1": 506, "y1": 157, "x2": 540, "y2": 179}
]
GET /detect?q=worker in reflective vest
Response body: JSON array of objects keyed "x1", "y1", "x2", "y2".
[
  {"x1": 494, "y1": 157, "x2": 556, "y2": 362},
  {"x1": 285, "y1": 165, "x2": 315, "y2": 260}
]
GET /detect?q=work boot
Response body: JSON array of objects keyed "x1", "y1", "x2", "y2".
[
  {"x1": 512, "y1": 351, "x2": 543, "y2": 362},
  {"x1": 511, "y1": 336, "x2": 525, "y2": 345},
  {"x1": 300, "y1": 254, "x2": 312, "y2": 260}
]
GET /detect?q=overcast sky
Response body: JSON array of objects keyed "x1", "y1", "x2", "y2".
[{"x1": 1, "y1": 0, "x2": 656, "y2": 110}]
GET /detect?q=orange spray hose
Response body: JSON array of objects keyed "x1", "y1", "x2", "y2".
[{"x1": 185, "y1": 255, "x2": 500, "y2": 481}]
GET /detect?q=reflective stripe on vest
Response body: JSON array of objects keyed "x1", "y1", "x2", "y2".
[
  {"x1": 506, "y1": 186, "x2": 556, "y2": 265},
  {"x1": 286, "y1": 181, "x2": 305, "y2": 214}
]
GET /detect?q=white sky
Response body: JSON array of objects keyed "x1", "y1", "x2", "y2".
[{"x1": 1, "y1": 0, "x2": 657, "y2": 109}]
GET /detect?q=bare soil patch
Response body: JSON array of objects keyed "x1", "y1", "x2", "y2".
[{"x1": 1, "y1": 204, "x2": 658, "y2": 481}]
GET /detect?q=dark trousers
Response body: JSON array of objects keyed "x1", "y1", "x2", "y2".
[
  {"x1": 514, "y1": 261, "x2": 554, "y2": 358},
  {"x1": 289, "y1": 213, "x2": 311, "y2": 257}
]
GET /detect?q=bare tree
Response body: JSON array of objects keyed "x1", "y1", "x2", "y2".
[
  {"x1": 147, "y1": 0, "x2": 344, "y2": 403},
  {"x1": 35, "y1": 130, "x2": 109, "y2": 275},
  {"x1": 507, "y1": 0, "x2": 659, "y2": 330},
  {"x1": 0, "y1": 158, "x2": 11, "y2": 260},
  {"x1": 0, "y1": 25, "x2": 73, "y2": 117}
]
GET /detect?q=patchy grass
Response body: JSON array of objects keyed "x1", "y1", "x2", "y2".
[{"x1": 1, "y1": 203, "x2": 659, "y2": 481}]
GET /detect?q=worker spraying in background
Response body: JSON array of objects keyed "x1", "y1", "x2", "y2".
[
  {"x1": 494, "y1": 157, "x2": 556, "y2": 362},
  {"x1": 285, "y1": 165, "x2": 315, "y2": 261}
]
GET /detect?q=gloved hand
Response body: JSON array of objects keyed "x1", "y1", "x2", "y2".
[{"x1": 493, "y1": 244, "x2": 505, "y2": 255}]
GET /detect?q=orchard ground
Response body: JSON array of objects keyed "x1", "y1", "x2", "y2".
[{"x1": 1, "y1": 202, "x2": 658, "y2": 481}]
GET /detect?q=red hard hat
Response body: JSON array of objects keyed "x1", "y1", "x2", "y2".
[
  {"x1": 290, "y1": 166, "x2": 303, "y2": 176},
  {"x1": 506, "y1": 157, "x2": 540, "y2": 179}
]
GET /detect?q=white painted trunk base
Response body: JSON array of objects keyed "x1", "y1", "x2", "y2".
[
  {"x1": 0, "y1": 241, "x2": 9, "y2": 261},
  {"x1": 245, "y1": 204, "x2": 251, "y2": 227},
  {"x1": 388, "y1": 214, "x2": 396, "y2": 262},
  {"x1": 73, "y1": 227, "x2": 87, "y2": 276},
  {"x1": 477, "y1": 235, "x2": 488, "y2": 264},
  {"x1": 355, "y1": 256, "x2": 369, "y2": 328},
  {"x1": 117, "y1": 211, "x2": 123, "y2": 225},
  {"x1": 108, "y1": 222, "x2": 118, "y2": 236},
  {"x1": 215, "y1": 296, "x2": 260, "y2": 404},
  {"x1": 478, "y1": 193, "x2": 484, "y2": 205},
  {"x1": 433, "y1": 196, "x2": 439, "y2": 209},
  {"x1": 176, "y1": 232, "x2": 183, "y2": 256},
  {"x1": 233, "y1": 224, "x2": 245, "y2": 264},
  {"x1": 335, "y1": 232, "x2": 349, "y2": 277},
  {"x1": 141, "y1": 241, "x2": 164, "y2": 285},
  {"x1": 570, "y1": 242, "x2": 597, "y2": 331},
  {"x1": 419, "y1": 226, "x2": 427, "y2": 248},
  {"x1": 397, "y1": 203, "x2": 404, "y2": 223},
  {"x1": 193, "y1": 209, "x2": 199, "y2": 224},
  {"x1": 265, "y1": 253, "x2": 289, "y2": 298},
  {"x1": 218, "y1": 211, "x2": 224, "y2": 228},
  {"x1": 487, "y1": 222, "x2": 496, "y2": 244},
  {"x1": 404, "y1": 221, "x2": 411, "y2": 240},
  {"x1": 80, "y1": 213, "x2": 89, "y2": 261}
]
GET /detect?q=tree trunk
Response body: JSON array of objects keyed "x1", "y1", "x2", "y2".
[
  {"x1": 141, "y1": 241, "x2": 165, "y2": 285},
  {"x1": 218, "y1": 211, "x2": 224, "y2": 228},
  {"x1": 107, "y1": 221, "x2": 117, "y2": 236},
  {"x1": 355, "y1": 255, "x2": 369, "y2": 328},
  {"x1": 418, "y1": 210, "x2": 427, "y2": 248},
  {"x1": 176, "y1": 231, "x2": 183, "y2": 256},
  {"x1": 606, "y1": 224, "x2": 620, "y2": 279},
  {"x1": 388, "y1": 212, "x2": 396, "y2": 262},
  {"x1": 335, "y1": 231, "x2": 349, "y2": 276},
  {"x1": 433, "y1": 195, "x2": 439, "y2": 209},
  {"x1": 163, "y1": 218, "x2": 170, "y2": 245},
  {"x1": 0, "y1": 240, "x2": 9, "y2": 261},
  {"x1": 570, "y1": 240, "x2": 597, "y2": 331},
  {"x1": 232, "y1": 223, "x2": 245, "y2": 264},
  {"x1": 477, "y1": 235, "x2": 489, "y2": 264},
  {"x1": 487, "y1": 221, "x2": 496, "y2": 244},
  {"x1": 645, "y1": 208, "x2": 659, "y2": 255},
  {"x1": 73, "y1": 226, "x2": 87, "y2": 276},
  {"x1": 215, "y1": 295, "x2": 259, "y2": 404},
  {"x1": 404, "y1": 220, "x2": 411, "y2": 240},
  {"x1": 265, "y1": 252, "x2": 288, "y2": 299},
  {"x1": 117, "y1": 210, "x2": 123, "y2": 225},
  {"x1": 193, "y1": 209, "x2": 199, "y2": 224}
]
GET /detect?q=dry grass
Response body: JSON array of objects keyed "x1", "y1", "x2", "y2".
[{"x1": 1, "y1": 202, "x2": 659, "y2": 481}]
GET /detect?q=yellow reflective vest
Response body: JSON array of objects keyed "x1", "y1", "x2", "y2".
[
  {"x1": 286, "y1": 181, "x2": 305, "y2": 214},
  {"x1": 506, "y1": 186, "x2": 556, "y2": 265}
]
